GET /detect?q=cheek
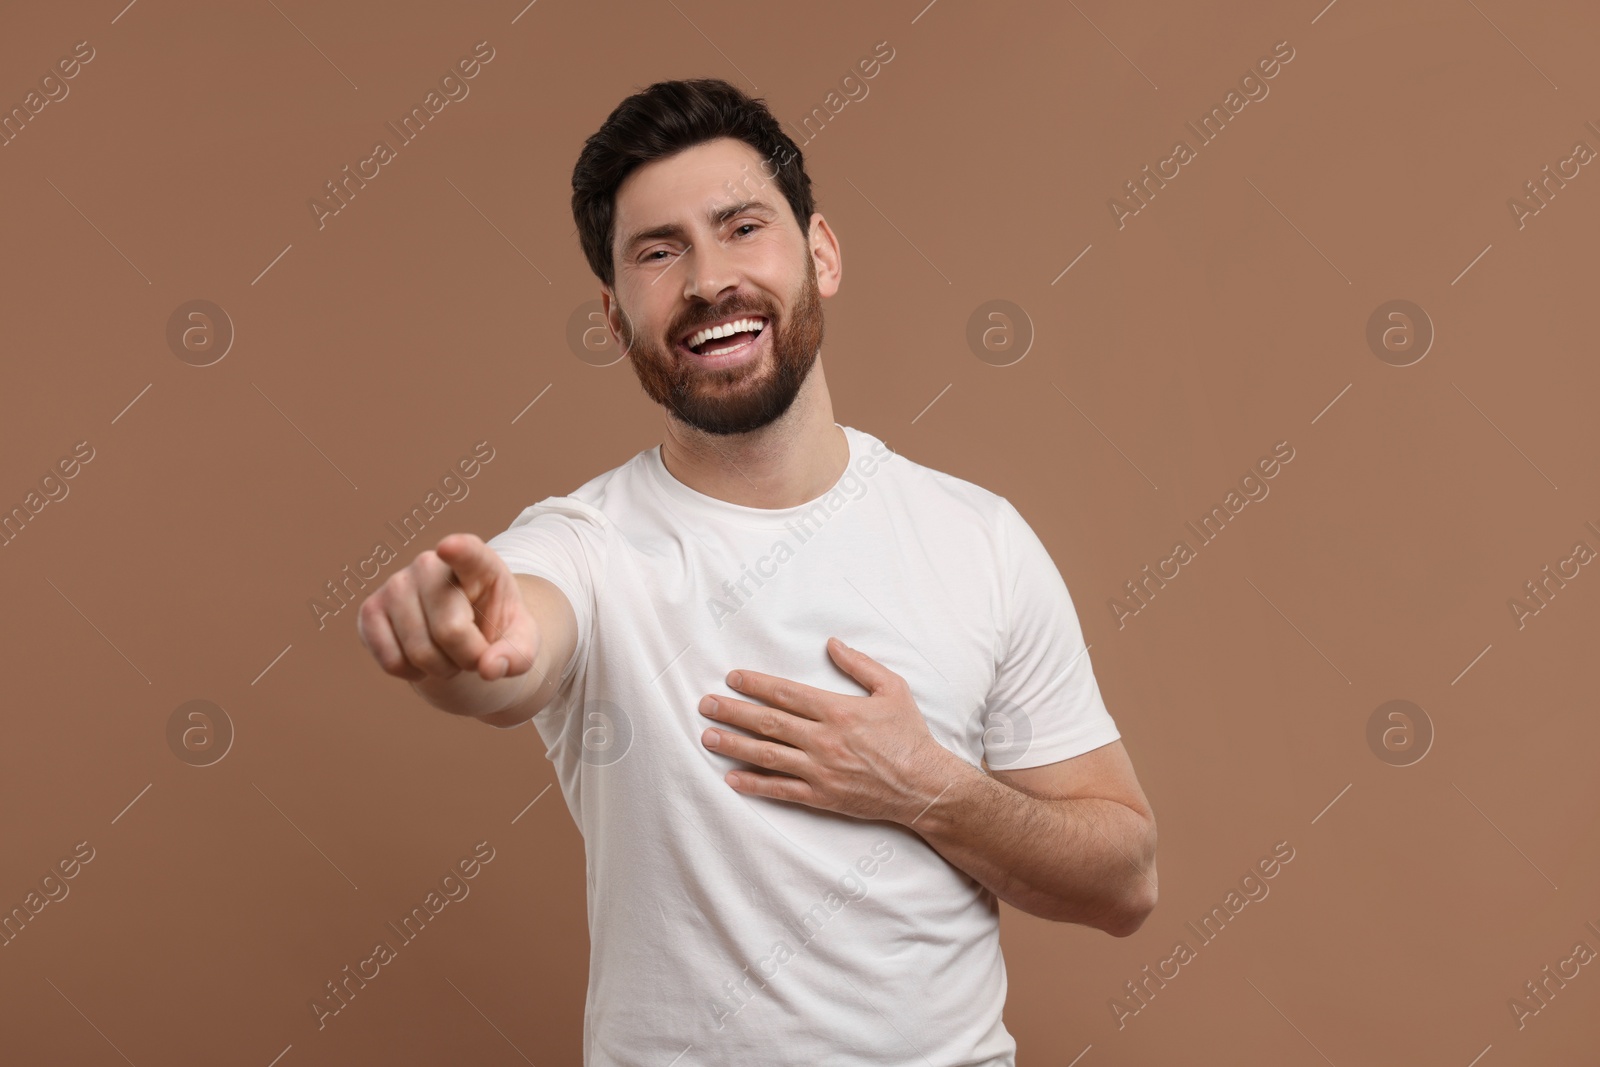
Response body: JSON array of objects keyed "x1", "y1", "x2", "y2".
[{"x1": 613, "y1": 298, "x2": 657, "y2": 344}]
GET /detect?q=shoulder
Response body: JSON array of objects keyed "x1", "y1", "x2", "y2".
[
  {"x1": 499, "y1": 448, "x2": 651, "y2": 534},
  {"x1": 853, "y1": 429, "x2": 1013, "y2": 532}
]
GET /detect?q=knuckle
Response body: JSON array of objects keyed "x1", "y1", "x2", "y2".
[
  {"x1": 431, "y1": 613, "x2": 474, "y2": 645},
  {"x1": 757, "y1": 710, "x2": 781, "y2": 738},
  {"x1": 359, "y1": 601, "x2": 390, "y2": 635},
  {"x1": 400, "y1": 636, "x2": 446, "y2": 674},
  {"x1": 424, "y1": 603, "x2": 454, "y2": 631},
  {"x1": 386, "y1": 571, "x2": 415, "y2": 600}
]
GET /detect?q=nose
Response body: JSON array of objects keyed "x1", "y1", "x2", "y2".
[{"x1": 681, "y1": 240, "x2": 739, "y2": 305}]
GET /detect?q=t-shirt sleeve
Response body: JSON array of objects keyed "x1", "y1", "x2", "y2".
[
  {"x1": 482, "y1": 496, "x2": 605, "y2": 721},
  {"x1": 980, "y1": 498, "x2": 1120, "y2": 770}
]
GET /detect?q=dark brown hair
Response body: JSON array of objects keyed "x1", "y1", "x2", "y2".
[{"x1": 571, "y1": 78, "x2": 815, "y2": 289}]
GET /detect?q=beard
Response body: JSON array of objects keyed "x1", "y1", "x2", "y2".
[{"x1": 616, "y1": 253, "x2": 825, "y2": 437}]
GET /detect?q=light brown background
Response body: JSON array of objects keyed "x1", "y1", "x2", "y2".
[{"x1": 2, "y1": 0, "x2": 1597, "y2": 1064}]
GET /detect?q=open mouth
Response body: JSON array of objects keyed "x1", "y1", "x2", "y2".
[{"x1": 678, "y1": 316, "x2": 768, "y2": 360}]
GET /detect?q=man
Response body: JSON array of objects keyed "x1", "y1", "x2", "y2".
[{"x1": 357, "y1": 78, "x2": 1157, "y2": 1066}]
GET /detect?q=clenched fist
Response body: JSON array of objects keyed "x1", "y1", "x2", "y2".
[{"x1": 356, "y1": 533, "x2": 538, "y2": 684}]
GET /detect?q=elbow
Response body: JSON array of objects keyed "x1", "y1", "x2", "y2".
[
  {"x1": 1106, "y1": 817, "x2": 1158, "y2": 938},
  {"x1": 1043, "y1": 877, "x2": 1155, "y2": 935},
  {"x1": 1105, "y1": 882, "x2": 1157, "y2": 937}
]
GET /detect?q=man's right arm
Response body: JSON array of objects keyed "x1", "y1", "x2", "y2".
[
  {"x1": 355, "y1": 534, "x2": 581, "y2": 730},
  {"x1": 414, "y1": 574, "x2": 580, "y2": 728}
]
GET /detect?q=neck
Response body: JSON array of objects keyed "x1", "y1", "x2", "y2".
[{"x1": 658, "y1": 357, "x2": 847, "y2": 509}]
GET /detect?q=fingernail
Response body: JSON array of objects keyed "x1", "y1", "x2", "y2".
[{"x1": 703, "y1": 729, "x2": 720, "y2": 748}]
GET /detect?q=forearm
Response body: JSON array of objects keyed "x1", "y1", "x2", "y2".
[
  {"x1": 906, "y1": 753, "x2": 1157, "y2": 933},
  {"x1": 410, "y1": 659, "x2": 550, "y2": 722}
]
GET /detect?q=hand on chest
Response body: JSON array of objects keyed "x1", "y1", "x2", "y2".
[{"x1": 633, "y1": 532, "x2": 1000, "y2": 762}]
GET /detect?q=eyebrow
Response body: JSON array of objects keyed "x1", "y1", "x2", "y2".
[{"x1": 620, "y1": 199, "x2": 780, "y2": 256}]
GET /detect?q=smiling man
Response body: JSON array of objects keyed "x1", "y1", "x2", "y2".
[{"x1": 356, "y1": 78, "x2": 1157, "y2": 1066}]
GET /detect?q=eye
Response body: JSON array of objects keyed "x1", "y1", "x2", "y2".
[
  {"x1": 734, "y1": 223, "x2": 759, "y2": 237},
  {"x1": 641, "y1": 249, "x2": 672, "y2": 263}
]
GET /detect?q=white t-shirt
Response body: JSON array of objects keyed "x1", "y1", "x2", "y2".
[{"x1": 485, "y1": 423, "x2": 1120, "y2": 1067}]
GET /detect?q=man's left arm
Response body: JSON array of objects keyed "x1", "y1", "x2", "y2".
[
  {"x1": 701, "y1": 638, "x2": 1158, "y2": 937},
  {"x1": 907, "y1": 737, "x2": 1158, "y2": 936}
]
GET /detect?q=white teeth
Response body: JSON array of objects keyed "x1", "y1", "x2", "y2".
[{"x1": 687, "y1": 317, "x2": 765, "y2": 351}]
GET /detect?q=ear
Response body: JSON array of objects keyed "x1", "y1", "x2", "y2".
[
  {"x1": 601, "y1": 288, "x2": 635, "y2": 354},
  {"x1": 807, "y1": 214, "x2": 842, "y2": 298}
]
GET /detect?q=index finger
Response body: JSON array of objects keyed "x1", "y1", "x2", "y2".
[
  {"x1": 723, "y1": 669, "x2": 829, "y2": 721},
  {"x1": 434, "y1": 532, "x2": 503, "y2": 602}
]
